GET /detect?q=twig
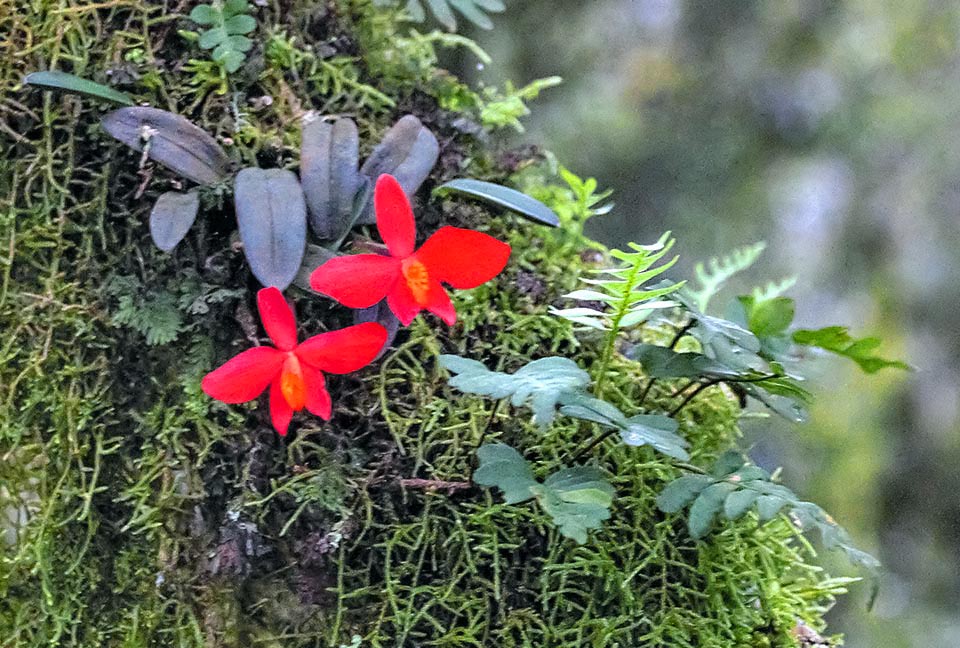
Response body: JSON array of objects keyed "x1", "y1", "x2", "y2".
[{"x1": 399, "y1": 479, "x2": 473, "y2": 494}]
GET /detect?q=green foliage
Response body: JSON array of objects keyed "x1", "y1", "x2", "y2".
[
  {"x1": 559, "y1": 392, "x2": 689, "y2": 460},
  {"x1": 480, "y1": 76, "x2": 563, "y2": 132},
  {"x1": 105, "y1": 276, "x2": 185, "y2": 346},
  {"x1": 687, "y1": 242, "x2": 766, "y2": 312},
  {"x1": 657, "y1": 453, "x2": 879, "y2": 572},
  {"x1": 439, "y1": 355, "x2": 589, "y2": 426},
  {"x1": 375, "y1": 0, "x2": 507, "y2": 32},
  {"x1": 23, "y1": 70, "x2": 135, "y2": 106},
  {"x1": 552, "y1": 232, "x2": 683, "y2": 331},
  {"x1": 794, "y1": 326, "x2": 910, "y2": 373},
  {"x1": 474, "y1": 443, "x2": 615, "y2": 543},
  {"x1": 437, "y1": 178, "x2": 560, "y2": 227},
  {"x1": 189, "y1": 0, "x2": 257, "y2": 73}
]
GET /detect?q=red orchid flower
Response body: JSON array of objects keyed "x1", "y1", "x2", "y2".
[
  {"x1": 201, "y1": 287, "x2": 387, "y2": 436},
  {"x1": 309, "y1": 174, "x2": 511, "y2": 326}
]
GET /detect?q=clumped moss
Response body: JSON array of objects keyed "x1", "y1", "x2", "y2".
[{"x1": 1, "y1": 1, "x2": 848, "y2": 646}]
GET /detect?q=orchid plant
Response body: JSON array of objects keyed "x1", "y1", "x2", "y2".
[{"x1": 202, "y1": 174, "x2": 513, "y2": 434}]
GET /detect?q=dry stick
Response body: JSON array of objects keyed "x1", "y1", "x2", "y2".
[{"x1": 399, "y1": 479, "x2": 473, "y2": 494}]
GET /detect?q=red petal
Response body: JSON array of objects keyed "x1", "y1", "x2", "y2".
[
  {"x1": 202, "y1": 347, "x2": 285, "y2": 404},
  {"x1": 387, "y1": 279, "x2": 423, "y2": 326},
  {"x1": 257, "y1": 287, "x2": 297, "y2": 351},
  {"x1": 415, "y1": 227, "x2": 511, "y2": 289},
  {"x1": 296, "y1": 322, "x2": 388, "y2": 374},
  {"x1": 422, "y1": 279, "x2": 456, "y2": 325},
  {"x1": 375, "y1": 174, "x2": 416, "y2": 258},
  {"x1": 302, "y1": 365, "x2": 332, "y2": 420},
  {"x1": 269, "y1": 380, "x2": 295, "y2": 436},
  {"x1": 309, "y1": 254, "x2": 400, "y2": 308}
]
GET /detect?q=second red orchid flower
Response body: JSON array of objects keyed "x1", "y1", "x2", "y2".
[
  {"x1": 309, "y1": 174, "x2": 511, "y2": 326},
  {"x1": 202, "y1": 287, "x2": 387, "y2": 436}
]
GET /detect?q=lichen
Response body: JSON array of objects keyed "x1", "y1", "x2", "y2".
[{"x1": 0, "y1": 1, "x2": 848, "y2": 646}]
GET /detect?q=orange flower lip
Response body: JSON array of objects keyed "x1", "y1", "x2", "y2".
[
  {"x1": 401, "y1": 258, "x2": 431, "y2": 306},
  {"x1": 280, "y1": 353, "x2": 307, "y2": 410}
]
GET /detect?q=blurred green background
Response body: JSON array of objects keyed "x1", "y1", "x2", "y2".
[{"x1": 452, "y1": 0, "x2": 960, "y2": 645}]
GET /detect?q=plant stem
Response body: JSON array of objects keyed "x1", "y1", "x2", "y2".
[{"x1": 571, "y1": 427, "x2": 620, "y2": 463}]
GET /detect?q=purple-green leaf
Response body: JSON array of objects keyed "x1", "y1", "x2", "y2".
[
  {"x1": 235, "y1": 168, "x2": 307, "y2": 290},
  {"x1": 358, "y1": 115, "x2": 439, "y2": 224},
  {"x1": 150, "y1": 190, "x2": 200, "y2": 252},
  {"x1": 101, "y1": 107, "x2": 231, "y2": 185},
  {"x1": 438, "y1": 179, "x2": 560, "y2": 227},
  {"x1": 300, "y1": 117, "x2": 362, "y2": 239}
]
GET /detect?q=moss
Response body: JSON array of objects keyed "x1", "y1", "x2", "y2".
[{"x1": 1, "y1": 1, "x2": 848, "y2": 646}]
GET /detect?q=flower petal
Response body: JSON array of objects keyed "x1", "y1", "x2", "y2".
[
  {"x1": 269, "y1": 379, "x2": 295, "y2": 436},
  {"x1": 202, "y1": 347, "x2": 285, "y2": 404},
  {"x1": 296, "y1": 322, "x2": 388, "y2": 374},
  {"x1": 422, "y1": 279, "x2": 456, "y2": 325},
  {"x1": 415, "y1": 226, "x2": 511, "y2": 289},
  {"x1": 257, "y1": 287, "x2": 297, "y2": 351},
  {"x1": 375, "y1": 174, "x2": 416, "y2": 258},
  {"x1": 387, "y1": 278, "x2": 423, "y2": 326},
  {"x1": 302, "y1": 364, "x2": 332, "y2": 420},
  {"x1": 309, "y1": 254, "x2": 400, "y2": 309}
]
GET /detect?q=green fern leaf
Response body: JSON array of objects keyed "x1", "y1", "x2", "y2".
[
  {"x1": 687, "y1": 242, "x2": 766, "y2": 312},
  {"x1": 793, "y1": 326, "x2": 909, "y2": 373}
]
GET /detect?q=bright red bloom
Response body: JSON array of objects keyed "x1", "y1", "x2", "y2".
[
  {"x1": 201, "y1": 287, "x2": 387, "y2": 436},
  {"x1": 309, "y1": 174, "x2": 511, "y2": 326}
]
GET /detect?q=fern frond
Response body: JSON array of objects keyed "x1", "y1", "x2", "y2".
[
  {"x1": 551, "y1": 232, "x2": 683, "y2": 332},
  {"x1": 687, "y1": 242, "x2": 766, "y2": 312},
  {"x1": 751, "y1": 276, "x2": 797, "y2": 302}
]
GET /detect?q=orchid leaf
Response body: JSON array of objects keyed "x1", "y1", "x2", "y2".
[
  {"x1": 234, "y1": 168, "x2": 307, "y2": 290},
  {"x1": 24, "y1": 71, "x2": 135, "y2": 107},
  {"x1": 438, "y1": 179, "x2": 560, "y2": 227},
  {"x1": 150, "y1": 190, "x2": 200, "y2": 252},
  {"x1": 300, "y1": 117, "x2": 362, "y2": 239},
  {"x1": 358, "y1": 115, "x2": 439, "y2": 224},
  {"x1": 101, "y1": 107, "x2": 231, "y2": 185}
]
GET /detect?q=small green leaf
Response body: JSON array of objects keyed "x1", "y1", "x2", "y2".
[
  {"x1": 539, "y1": 466, "x2": 615, "y2": 543},
  {"x1": 439, "y1": 179, "x2": 560, "y2": 227},
  {"x1": 223, "y1": 14, "x2": 256, "y2": 34},
  {"x1": 738, "y1": 295, "x2": 795, "y2": 337},
  {"x1": 628, "y1": 344, "x2": 741, "y2": 380},
  {"x1": 723, "y1": 488, "x2": 760, "y2": 520},
  {"x1": 688, "y1": 482, "x2": 738, "y2": 539},
  {"x1": 189, "y1": 4, "x2": 218, "y2": 24},
  {"x1": 24, "y1": 71, "x2": 135, "y2": 107},
  {"x1": 198, "y1": 26, "x2": 228, "y2": 48},
  {"x1": 656, "y1": 474, "x2": 713, "y2": 513},
  {"x1": 793, "y1": 326, "x2": 909, "y2": 373},
  {"x1": 473, "y1": 443, "x2": 537, "y2": 504},
  {"x1": 620, "y1": 415, "x2": 689, "y2": 460},
  {"x1": 224, "y1": 0, "x2": 250, "y2": 15},
  {"x1": 756, "y1": 494, "x2": 789, "y2": 522},
  {"x1": 440, "y1": 355, "x2": 590, "y2": 427}
]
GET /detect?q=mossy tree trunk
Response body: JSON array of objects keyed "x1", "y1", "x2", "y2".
[{"x1": 1, "y1": 1, "x2": 846, "y2": 646}]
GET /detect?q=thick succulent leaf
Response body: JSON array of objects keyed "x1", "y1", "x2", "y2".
[
  {"x1": 357, "y1": 115, "x2": 439, "y2": 224},
  {"x1": 149, "y1": 190, "x2": 200, "y2": 252},
  {"x1": 473, "y1": 443, "x2": 537, "y2": 504},
  {"x1": 793, "y1": 326, "x2": 909, "y2": 373},
  {"x1": 292, "y1": 243, "x2": 337, "y2": 291},
  {"x1": 234, "y1": 168, "x2": 307, "y2": 290},
  {"x1": 438, "y1": 179, "x2": 560, "y2": 227},
  {"x1": 101, "y1": 107, "x2": 231, "y2": 185},
  {"x1": 440, "y1": 355, "x2": 590, "y2": 427},
  {"x1": 354, "y1": 300, "x2": 401, "y2": 361},
  {"x1": 300, "y1": 117, "x2": 362, "y2": 239},
  {"x1": 24, "y1": 71, "x2": 135, "y2": 107}
]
